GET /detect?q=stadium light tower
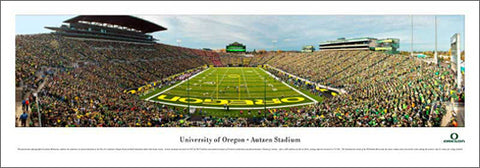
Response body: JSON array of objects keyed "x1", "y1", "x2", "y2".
[
  {"x1": 411, "y1": 15, "x2": 414, "y2": 57},
  {"x1": 434, "y1": 16, "x2": 438, "y2": 64},
  {"x1": 187, "y1": 72, "x2": 190, "y2": 111}
]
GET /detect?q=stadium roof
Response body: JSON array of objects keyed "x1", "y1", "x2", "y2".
[
  {"x1": 228, "y1": 42, "x2": 245, "y2": 46},
  {"x1": 319, "y1": 37, "x2": 376, "y2": 45},
  {"x1": 64, "y1": 15, "x2": 167, "y2": 33}
]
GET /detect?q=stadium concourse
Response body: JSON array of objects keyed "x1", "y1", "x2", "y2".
[{"x1": 15, "y1": 34, "x2": 464, "y2": 127}]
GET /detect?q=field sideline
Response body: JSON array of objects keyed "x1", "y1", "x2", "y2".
[{"x1": 144, "y1": 67, "x2": 321, "y2": 110}]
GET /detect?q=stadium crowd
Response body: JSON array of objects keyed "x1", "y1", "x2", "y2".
[
  {"x1": 262, "y1": 51, "x2": 463, "y2": 127},
  {"x1": 16, "y1": 34, "x2": 463, "y2": 127},
  {"x1": 16, "y1": 34, "x2": 216, "y2": 127}
]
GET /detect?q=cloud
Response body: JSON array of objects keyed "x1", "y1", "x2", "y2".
[
  {"x1": 137, "y1": 15, "x2": 463, "y2": 51},
  {"x1": 14, "y1": 15, "x2": 463, "y2": 51}
]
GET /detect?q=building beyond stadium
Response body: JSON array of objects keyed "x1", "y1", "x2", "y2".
[
  {"x1": 301, "y1": 45, "x2": 315, "y2": 53},
  {"x1": 46, "y1": 15, "x2": 167, "y2": 44},
  {"x1": 319, "y1": 37, "x2": 399, "y2": 53}
]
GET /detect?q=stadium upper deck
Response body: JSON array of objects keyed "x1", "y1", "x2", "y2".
[
  {"x1": 319, "y1": 37, "x2": 377, "y2": 50},
  {"x1": 45, "y1": 15, "x2": 167, "y2": 44},
  {"x1": 319, "y1": 37, "x2": 400, "y2": 53}
]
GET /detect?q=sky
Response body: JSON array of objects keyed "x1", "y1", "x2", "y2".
[{"x1": 16, "y1": 15, "x2": 464, "y2": 52}]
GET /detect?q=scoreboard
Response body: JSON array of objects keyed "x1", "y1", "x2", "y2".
[
  {"x1": 226, "y1": 42, "x2": 246, "y2": 52},
  {"x1": 226, "y1": 46, "x2": 246, "y2": 52}
]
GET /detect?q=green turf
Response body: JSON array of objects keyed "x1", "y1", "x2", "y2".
[{"x1": 144, "y1": 67, "x2": 320, "y2": 111}]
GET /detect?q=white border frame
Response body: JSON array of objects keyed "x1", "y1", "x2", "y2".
[{"x1": 2, "y1": 1, "x2": 478, "y2": 167}]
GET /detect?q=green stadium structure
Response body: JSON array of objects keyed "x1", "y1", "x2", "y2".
[
  {"x1": 371, "y1": 38, "x2": 400, "y2": 54},
  {"x1": 226, "y1": 42, "x2": 246, "y2": 52},
  {"x1": 301, "y1": 45, "x2": 315, "y2": 53}
]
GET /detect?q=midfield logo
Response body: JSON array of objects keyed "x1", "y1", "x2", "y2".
[{"x1": 443, "y1": 133, "x2": 465, "y2": 143}]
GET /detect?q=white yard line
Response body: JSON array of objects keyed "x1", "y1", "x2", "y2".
[
  {"x1": 241, "y1": 68, "x2": 251, "y2": 97},
  {"x1": 259, "y1": 67, "x2": 318, "y2": 103},
  {"x1": 210, "y1": 68, "x2": 230, "y2": 96},
  {"x1": 201, "y1": 68, "x2": 218, "y2": 94},
  {"x1": 146, "y1": 68, "x2": 211, "y2": 101}
]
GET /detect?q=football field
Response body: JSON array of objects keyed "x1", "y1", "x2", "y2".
[{"x1": 145, "y1": 67, "x2": 319, "y2": 110}]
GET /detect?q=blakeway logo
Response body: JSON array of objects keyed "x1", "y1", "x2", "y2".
[{"x1": 443, "y1": 133, "x2": 465, "y2": 143}]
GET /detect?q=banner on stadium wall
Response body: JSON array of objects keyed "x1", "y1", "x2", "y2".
[
  {"x1": 124, "y1": 85, "x2": 152, "y2": 94},
  {"x1": 124, "y1": 88, "x2": 137, "y2": 94},
  {"x1": 374, "y1": 47, "x2": 392, "y2": 51},
  {"x1": 311, "y1": 85, "x2": 337, "y2": 97}
]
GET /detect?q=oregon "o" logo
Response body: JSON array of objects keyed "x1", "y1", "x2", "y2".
[
  {"x1": 179, "y1": 98, "x2": 203, "y2": 104},
  {"x1": 280, "y1": 97, "x2": 305, "y2": 103},
  {"x1": 450, "y1": 133, "x2": 459, "y2": 140}
]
